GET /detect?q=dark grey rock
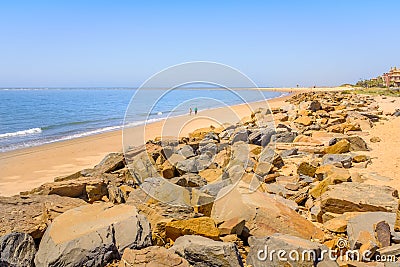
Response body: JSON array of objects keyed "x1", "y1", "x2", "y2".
[
  {"x1": 203, "y1": 132, "x2": 219, "y2": 142},
  {"x1": 200, "y1": 179, "x2": 232, "y2": 197},
  {"x1": 230, "y1": 142, "x2": 250, "y2": 167},
  {"x1": 171, "y1": 173, "x2": 207, "y2": 188},
  {"x1": 360, "y1": 112, "x2": 380, "y2": 122},
  {"x1": 271, "y1": 131, "x2": 298, "y2": 143},
  {"x1": 308, "y1": 100, "x2": 322, "y2": 112},
  {"x1": 259, "y1": 147, "x2": 275, "y2": 163},
  {"x1": 198, "y1": 142, "x2": 217, "y2": 156},
  {"x1": 94, "y1": 152, "x2": 125, "y2": 173},
  {"x1": 347, "y1": 212, "x2": 396, "y2": 249},
  {"x1": 0, "y1": 232, "x2": 37, "y2": 267},
  {"x1": 280, "y1": 148, "x2": 299, "y2": 157},
  {"x1": 176, "y1": 155, "x2": 212, "y2": 174},
  {"x1": 322, "y1": 154, "x2": 352, "y2": 168},
  {"x1": 230, "y1": 129, "x2": 249, "y2": 144},
  {"x1": 170, "y1": 235, "x2": 243, "y2": 267},
  {"x1": 126, "y1": 149, "x2": 159, "y2": 183},
  {"x1": 177, "y1": 145, "x2": 195, "y2": 159}
]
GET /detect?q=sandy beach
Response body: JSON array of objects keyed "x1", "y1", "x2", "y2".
[{"x1": 0, "y1": 88, "x2": 305, "y2": 196}]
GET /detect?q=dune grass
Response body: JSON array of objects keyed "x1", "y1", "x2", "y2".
[{"x1": 344, "y1": 88, "x2": 400, "y2": 97}]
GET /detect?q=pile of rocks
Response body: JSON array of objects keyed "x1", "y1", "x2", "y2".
[{"x1": 1, "y1": 91, "x2": 400, "y2": 266}]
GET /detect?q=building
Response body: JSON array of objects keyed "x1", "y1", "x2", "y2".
[{"x1": 382, "y1": 67, "x2": 400, "y2": 87}]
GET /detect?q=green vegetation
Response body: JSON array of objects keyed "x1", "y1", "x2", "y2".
[
  {"x1": 345, "y1": 88, "x2": 400, "y2": 97},
  {"x1": 355, "y1": 77, "x2": 387, "y2": 88}
]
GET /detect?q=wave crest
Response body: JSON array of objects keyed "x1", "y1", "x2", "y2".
[{"x1": 0, "y1": 128, "x2": 42, "y2": 138}]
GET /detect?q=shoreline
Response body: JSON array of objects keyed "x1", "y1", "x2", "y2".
[
  {"x1": 0, "y1": 87, "x2": 346, "y2": 196},
  {"x1": 0, "y1": 87, "x2": 346, "y2": 155}
]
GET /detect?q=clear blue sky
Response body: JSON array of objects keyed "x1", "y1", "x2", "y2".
[{"x1": 1, "y1": 0, "x2": 399, "y2": 87}]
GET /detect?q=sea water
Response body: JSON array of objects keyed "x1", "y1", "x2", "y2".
[{"x1": 0, "y1": 88, "x2": 285, "y2": 152}]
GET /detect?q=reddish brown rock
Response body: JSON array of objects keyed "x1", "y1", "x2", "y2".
[
  {"x1": 0, "y1": 195, "x2": 86, "y2": 239},
  {"x1": 211, "y1": 183, "x2": 324, "y2": 240}
]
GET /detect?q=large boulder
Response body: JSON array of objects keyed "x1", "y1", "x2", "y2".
[
  {"x1": 139, "y1": 177, "x2": 191, "y2": 206},
  {"x1": 125, "y1": 147, "x2": 159, "y2": 183},
  {"x1": 318, "y1": 183, "x2": 399, "y2": 223},
  {"x1": 126, "y1": 186, "x2": 196, "y2": 229},
  {"x1": 230, "y1": 141, "x2": 250, "y2": 167},
  {"x1": 26, "y1": 177, "x2": 108, "y2": 202},
  {"x1": 247, "y1": 234, "x2": 338, "y2": 267},
  {"x1": 0, "y1": 195, "x2": 86, "y2": 239},
  {"x1": 230, "y1": 129, "x2": 249, "y2": 144},
  {"x1": 177, "y1": 145, "x2": 195, "y2": 159},
  {"x1": 34, "y1": 203, "x2": 152, "y2": 267},
  {"x1": 176, "y1": 155, "x2": 211, "y2": 174},
  {"x1": 119, "y1": 246, "x2": 189, "y2": 267},
  {"x1": 347, "y1": 212, "x2": 396, "y2": 250},
  {"x1": 170, "y1": 235, "x2": 243, "y2": 267},
  {"x1": 94, "y1": 152, "x2": 125, "y2": 173},
  {"x1": 248, "y1": 128, "x2": 275, "y2": 147},
  {"x1": 0, "y1": 232, "x2": 37, "y2": 267},
  {"x1": 211, "y1": 183, "x2": 324, "y2": 240}
]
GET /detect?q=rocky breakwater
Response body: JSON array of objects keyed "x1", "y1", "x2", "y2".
[{"x1": 1, "y1": 90, "x2": 400, "y2": 266}]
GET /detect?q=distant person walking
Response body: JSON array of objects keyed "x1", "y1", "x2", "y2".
[
  {"x1": 189, "y1": 107, "x2": 192, "y2": 115},
  {"x1": 194, "y1": 107, "x2": 198, "y2": 115}
]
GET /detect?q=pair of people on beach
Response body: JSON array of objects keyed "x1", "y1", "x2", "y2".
[{"x1": 189, "y1": 107, "x2": 198, "y2": 115}]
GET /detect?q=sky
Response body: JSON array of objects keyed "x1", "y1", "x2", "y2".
[{"x1": 0, "y1": 0, "x2": 399, "y2": 87}]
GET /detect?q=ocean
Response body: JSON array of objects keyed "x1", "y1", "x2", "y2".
[{"x1": 0, "y1": 88, "x2": 285, "y2": 152}]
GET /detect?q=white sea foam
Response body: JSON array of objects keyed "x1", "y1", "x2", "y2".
[
  {"x1": 0, "y1": 118, "x2": 166, "y2": 152},
  {"x1": 0, "y1": 127, "x2": 42, "y2": 138}
]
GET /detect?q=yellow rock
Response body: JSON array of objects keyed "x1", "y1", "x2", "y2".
[
  {"x1": 324, "y1": 139, "x2": 350, "y2": 154},
  {"x1": 293, "y1": 135, "x2": 321, "y2": 144},
  {"x1": 310, "y1": 165, "x2": 350, "y2": 198},
  {"x1": 85, "y1": 182, "x2": 107, "y2": 203},
  {"x1": 315, "y1": 165, "x2": 350, "y2": 182},
  {"x1": 189, "y1": 126, "x2": 215, "y2": 139},
  {"x1": 119, "y1": 185, "x2": 135, "y2": 199},
  {"x1": 161, "y1": 161, "x2": 175, "y2": 179},
  {"x1": 297, "y1": 162, "x2": 317, "y2": 177},
  {"x1": 395, "y1": 201, "x2": 400, "y2": 232},
  {"x1": 294, "y1": 116, "x2": 312, "y2": 126},
  {"x1": 334, "y1": 105, "x2": 346, "y2": 111},
  {"x1": 352, "y1": 155, "x2": 368, "y2": 163},
  {"x1": 165, "y1": 217, "x2": 220, "y2": 241},
  {"x1": 298, "y1": 110, "x2": 310, "y2": 116},
  {"x1": 213, "y1": 150, "x2": 230, "y2": 168},
  {"x1": 309, "y1": 178, "x2": 331, "y2": 198},
  {"x1": 249, "y1": 144, "x2": 262, "y2": 155},
  {"x1": 199, "y1": 168, "x2": 223, "y2": 183}
]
